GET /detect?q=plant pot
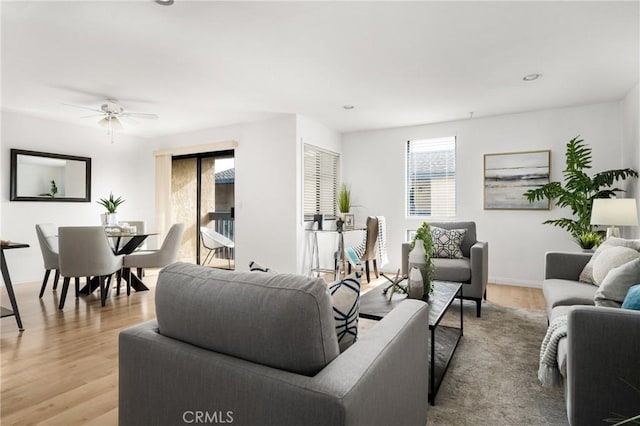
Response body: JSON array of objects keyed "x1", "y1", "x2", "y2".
[
  {"x1": 107, "y1": 213, "x2": 118, "y2": 226},
  {"x1": 100, "y1": 213, "x2": 108, "y2": 226}
]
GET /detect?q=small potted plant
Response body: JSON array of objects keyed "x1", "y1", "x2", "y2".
[
  {"x1": 97, "y1": 192, "x2": 125, "y2": 226},
  {"x1": 576, "y1": 231, "x2": 603, "y2": 252},
  {"x1": 410, "y1": 222, "x2": 435, "y2": 296},
  {"x1": 338, "y1": 184, "x2": 351, "y2": 217}
]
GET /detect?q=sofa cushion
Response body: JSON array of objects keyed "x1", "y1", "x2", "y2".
[
  {"x1": 579, "y1": 237, "x2": 640, "y2": 284},
  {"x1": 543, "y1": 279, "x2": 596, "y2": 317},
  {"x1": 592, "y1": 246, "x2": 640, "y2": 285},
  {"x1": 329, "y1": 273, "x2": 361, "y2": 352},
  {"x1": 594, "y1": 258, "x2": 640, "y2": 308},
  {"x1": 155, "y1": 262, "x2": 340, "y2": 376},
  {"x1": 432, "y1": 257, "x2": 471, "y2": 282},
  {"x1": 431, "y1": 226, "x2": 466, "y2": 259},
  {"x1": 622, "y1": 284, "x2": 640, "y2": 310}
]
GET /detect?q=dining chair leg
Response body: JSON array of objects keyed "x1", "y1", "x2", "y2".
[
  {"x1": 365, "y1": 261, "x2": 371, "y2": 283},
  {"x1": 39, "y1": 269, "x2": 51, "y2": 298},
  {"x1": 53, "y1": 270, "x2": 60, "y2": 289},
  {"x1": 58, "y1": 277, "x2": 71, "y2": 310},
  {"x1": 75, "y1": 277, "x2": 80, "y2": 297},
  {"x1": 124, "y1": 268, "x2": 132, "y2": 296},
  {"x1": 137, "y1": 268, "x2": 143, "y2": 278},
  {"x1": 373, "y1": 259, "x2": 379, "y2": 279},
  {"x1": 116, "y1": 270, "x2": 122, "y2": 296},
  {"x1": 99, "y1": 276, "x2": 107, "y2": 307}
]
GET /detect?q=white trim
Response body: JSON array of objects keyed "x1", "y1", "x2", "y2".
[{"x1": 490, "y1": 277, "x2": 542, "y2": 288}]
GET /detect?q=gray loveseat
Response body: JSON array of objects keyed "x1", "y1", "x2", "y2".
[
  {"x1": 119, "y1": 263, "x2": 430, "y2": 426},
  {"x1": 543, "y1": 252, "x2": 640, "y2": 425},
  {"x1": 402, "y1": 221, "x2": 488, "y2": 316}
]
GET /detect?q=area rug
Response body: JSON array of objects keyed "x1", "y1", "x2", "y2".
[{"x1": 360, "y1": 301, "x2": 568, "y2": 426}]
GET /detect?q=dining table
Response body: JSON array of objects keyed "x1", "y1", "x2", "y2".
[{"x1": 79, "y1": 228, "x2": 157, "y2": 295}]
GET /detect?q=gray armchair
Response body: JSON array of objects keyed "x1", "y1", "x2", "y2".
[
  {"x1": 403, "y1": 221, "x2": 488, "y2": 317},
  {"x1": 119, "y1": 263, "x2": 430, "y2": 426}
]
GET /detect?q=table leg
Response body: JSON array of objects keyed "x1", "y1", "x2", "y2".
[
  {"x1": 1, "y1": 250, "x2": 24, "y2": 330},
  {"x1": 430, "y1": 327, "x2": 435, "y2": 405},
  {"x1": 121, "y1": 268, "x2": 149, "y2": 292}
]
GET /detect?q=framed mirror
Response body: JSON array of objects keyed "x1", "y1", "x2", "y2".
[{"x1": 10, "y1": 149, "x2": 91, "y2": 202}]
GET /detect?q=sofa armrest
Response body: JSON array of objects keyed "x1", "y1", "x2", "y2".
[
  {"x1": 566, "y1": 306, "x2": 640, "y2": 425},
  {"x1": 470, "y1": 241, "x2": 488, "y2": 294},
  {"x1": 544, "y1": 251, "x2": 592, "y2": 281},
  {"x1": 120, "y1": 300, "x2": 429, "y2": 426}
]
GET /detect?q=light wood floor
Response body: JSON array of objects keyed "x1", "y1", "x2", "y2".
[{"x1": 1, "y1": 271, "x2": 544, "y2": 425}]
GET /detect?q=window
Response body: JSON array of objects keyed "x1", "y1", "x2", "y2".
[
  {"x1": 406, "y1": 136, "x2": 456, "y2": 217},
  {"x1": 304, "y1": 144, "x2": 339, "y2": 220}
]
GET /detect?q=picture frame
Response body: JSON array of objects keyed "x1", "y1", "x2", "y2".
[
  {"x1": 344, "y1": 213, "x2": 355, "y2": 230},
  {"x1": 484, "y1": 150, "x2": 551, "y2": 210}
]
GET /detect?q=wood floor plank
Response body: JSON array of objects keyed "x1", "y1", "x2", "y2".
[{"x1": 1, "y1": 269, "x2": 543, "y2": 425}]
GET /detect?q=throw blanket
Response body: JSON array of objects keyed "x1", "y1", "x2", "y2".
[
  {"x1": 350, "y1": 216, "x2": 389, "y2": 267},
  {"x1": 538, "y1": 314, "x2": 568, "y2": 387}
]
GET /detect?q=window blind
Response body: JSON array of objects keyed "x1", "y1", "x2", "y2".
[
  {"x1": 304, "y1": 144, "x2": 339, "y2": 220},
  {"x1": 406, "y1": 137, "x2": 456, "y2": 217}
]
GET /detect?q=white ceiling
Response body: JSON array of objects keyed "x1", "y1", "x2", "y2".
[{"x1": 2, "y1": 1, "x2": 639, "y2": 139}]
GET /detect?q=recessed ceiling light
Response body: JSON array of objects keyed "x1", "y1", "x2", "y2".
[
  {"x1": 522, "y1": 73, "x2": 542, "y2": 82},
  {"x1": 343, "y1": 105, "x2": 355, "y2": 110},
  {"x1": 155, "y1": 0, "x2": 174, "y2": 5}
]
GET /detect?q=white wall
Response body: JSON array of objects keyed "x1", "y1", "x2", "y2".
[
  {"x1": 622, "y1": 83, "x2": 640, "y2": 238},
  {"x1": 342, "y1": 102, "x2": 625, "y2": 287},
  {"x1": 1, "y1": 111, "x2": 156, "y2": 284},
  {"x1": 153, "y1": 115, "x2": 300, "y2": 273}
]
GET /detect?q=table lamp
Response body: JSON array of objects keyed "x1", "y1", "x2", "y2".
[{"x1": 590, "y1": 198, "x2": 638, "y2": 238}]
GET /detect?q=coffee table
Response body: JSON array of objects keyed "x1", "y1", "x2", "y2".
[{"x1": 359, "y1": 280, "x2": 463, "y2": 405}]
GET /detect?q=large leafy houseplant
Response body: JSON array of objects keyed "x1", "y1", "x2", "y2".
[{"x1": 524, "y1": 136, "x2": 638, "y2": 247}]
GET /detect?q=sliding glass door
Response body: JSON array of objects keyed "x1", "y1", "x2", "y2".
[{"x1": 171, "y1": 150, "x2": 235, "y2": 268}]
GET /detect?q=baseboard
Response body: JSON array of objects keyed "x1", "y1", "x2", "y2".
[{"x1": 489, "y1": 277, "x2": 542, "y2": 288}]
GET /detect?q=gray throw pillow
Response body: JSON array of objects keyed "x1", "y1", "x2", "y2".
[
  {"x1": 594, "y1": 258, "x2": 640, "y2": 308},
  {"x1": 431, "y1": 227, "x2": 466, "y2": 259},
  {"x1": 579, "y1": 237, "x2": 640, "y2": 284},
  {"x1": 592, "y1": 246, "x2": 640, "y2": 285}
]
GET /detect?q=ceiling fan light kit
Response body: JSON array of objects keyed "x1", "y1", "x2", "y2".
[{"x1": 65, "y1": 99, "x2": 158, "y2": 143}]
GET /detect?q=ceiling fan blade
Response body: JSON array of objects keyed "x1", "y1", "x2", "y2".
[
  {"x1": 123, "y1": 112, "x2": 159, "y2": 120},
  {"x1": 62, "y1": 103, "x2": 102, "y2": 113},
  {"x1": 120, "y1": 116, "x2": 140, "y2": 126}
]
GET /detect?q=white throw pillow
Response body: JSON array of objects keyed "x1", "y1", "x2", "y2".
[
  {"x1": 329, "y1": 273, "x2": 361, "y2": 352},
  {"x1": 579, "y1": 237, "x2": 640, "y2": 284},
  {"x1": 592, "y1": 246, "x2": 640, "y2": 285},
  {"x1": 594, "y1": 258, "x2": 640, "y2": 308}
]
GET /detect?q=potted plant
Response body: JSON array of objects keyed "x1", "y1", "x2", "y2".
[
  {"x1": 410, "y1": 221, "x2": 435, "y2": 295},
  {"x1": 524, "y1": 136, "x2": 638, "y2": 247},
  {"x1": 338, "y1": 183, "x2": 351, "y2": 216},
  {"x1": 97, "y1": 192, "x2": 125, "y2": 226},
  {"x1": 576, "y1": 231, "x2": 603, "y2": 251}
]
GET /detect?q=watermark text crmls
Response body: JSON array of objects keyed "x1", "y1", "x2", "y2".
[{"x1": 182, "y1": 410, "x2": 234, "y2": 424}]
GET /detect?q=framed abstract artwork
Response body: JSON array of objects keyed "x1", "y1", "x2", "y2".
[{"x1": 484, "y1": 150, "x2": 551, "y2": 210}]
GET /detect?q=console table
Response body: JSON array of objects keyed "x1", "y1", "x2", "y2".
[{"x1": 1, "y1": 242, "x2": 29, "y2": 331}]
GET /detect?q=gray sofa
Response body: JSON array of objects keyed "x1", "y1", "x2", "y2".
[
  {"x1": 402, "y1": 221, "x2": 488, "y2": 316},
  {"x1": 543, "y1": 252, "x2": 640, "y2": 425},
  {"x1": 119, "y1": 263, "x2": 430, "y2": 426}
]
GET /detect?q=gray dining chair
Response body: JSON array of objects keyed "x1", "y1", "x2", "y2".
[
  {"x1": 35, "y1": 223, "x2": 60, "y2": 298},
  {"x1": 119, "y1": 223, "x2": 184, "y2": 295},
  {"x1": 58, "y1": 226, "x2": 124, "y2": 309}
]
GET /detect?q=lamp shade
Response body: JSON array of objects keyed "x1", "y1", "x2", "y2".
[{"x1": 591, "y1": 198, "x2": 638, "y2": 226}]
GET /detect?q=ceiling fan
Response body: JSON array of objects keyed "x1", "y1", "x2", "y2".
[{"x1": 64, "y1": 99, "x2": 159, "y2": 143}]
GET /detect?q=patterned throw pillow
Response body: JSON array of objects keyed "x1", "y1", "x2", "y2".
[
  {"x1": 249, "y1": 261, "x2": 361, "y2": 351},
  {"x1": 249, "y1": 261, "x2": 272, "y2": 273},
  {"x1": 329, "y1": 272, "x2": 361, "y2": 352},
  {"x1": 431, "y1": 227, "x2": 467, "y2": 259}
]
